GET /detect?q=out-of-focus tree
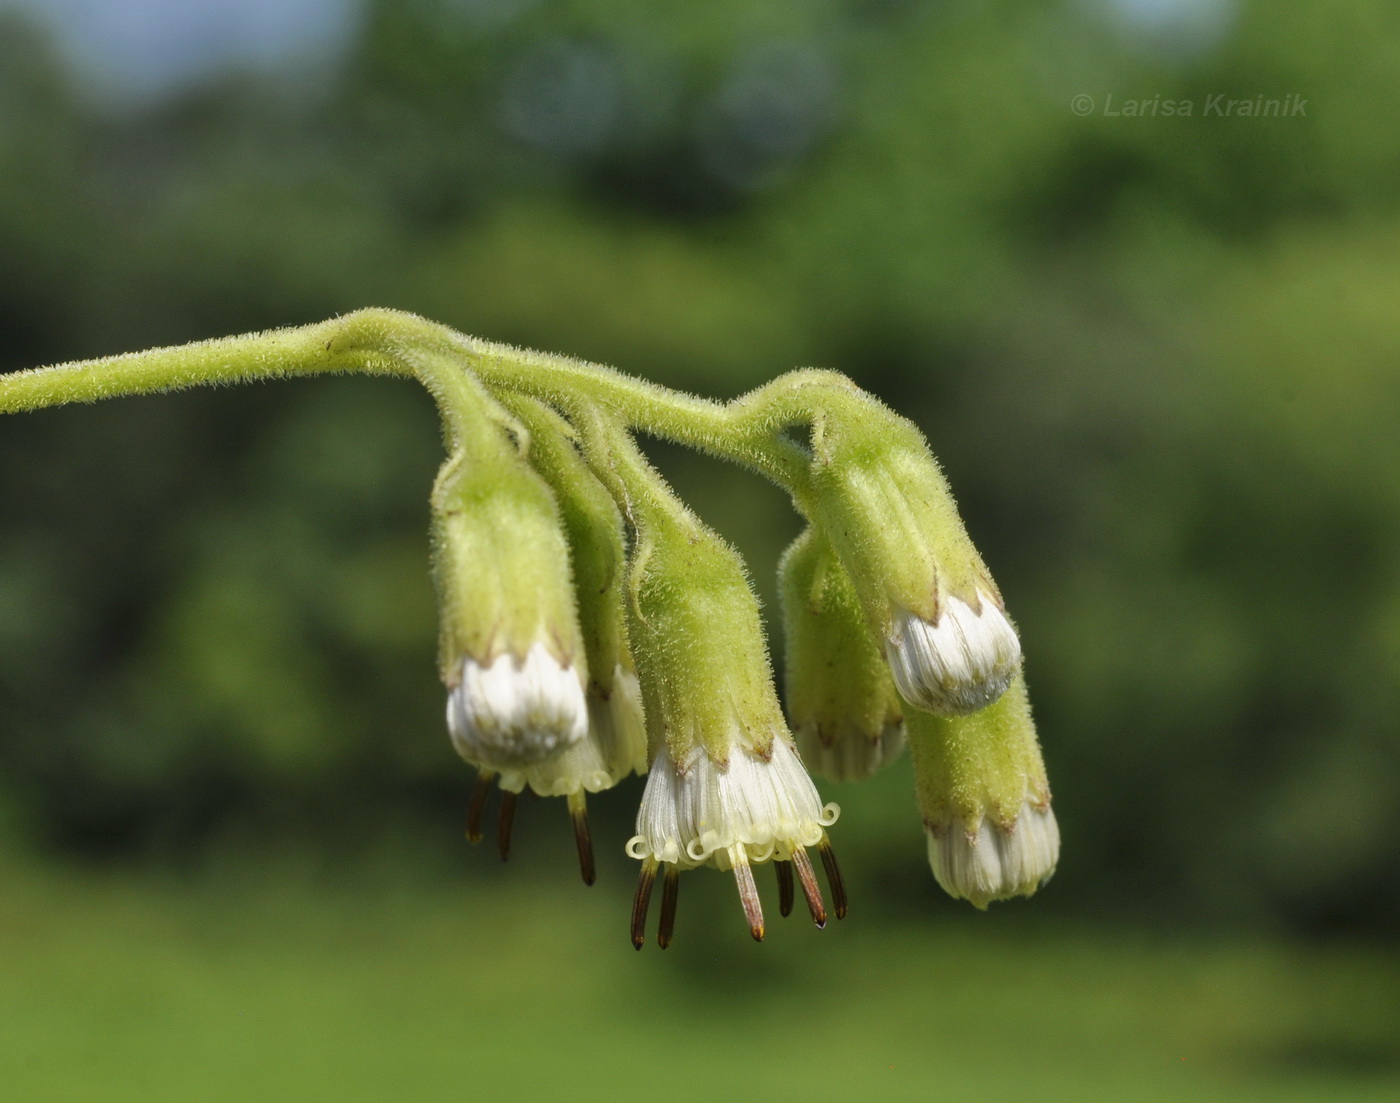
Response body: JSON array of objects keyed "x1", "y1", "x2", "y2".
[{"x1": 2, "y1": 0, "x2": 1398, "y2": 935}]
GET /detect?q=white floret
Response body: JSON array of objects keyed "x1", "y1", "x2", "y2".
[
  {"x1": 446, "y1": 641, "x2": 588, "y2": 767},
  {"x1": 626, "y1": 735, "x2": 839, "y2": 871},
  {"x1": 886, "y1": 591, "x2": 1020, "y2": 715},
  {"x1": 926, "y1": 800, "x2": 1059, "y2": 909},
  {"x1": 493, "y1": 664, "x2": 647, "y2": 796}
]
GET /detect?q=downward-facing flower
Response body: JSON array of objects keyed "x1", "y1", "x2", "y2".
[
  {"x1": 925, "y1": 794, "x2": 1059, "y2": 909},
  {"x1": 626, "y1": 730, "x2": 843, "y2": 948},
  {"x1": 4, "y1": 309, "x2": 1066, "y2": 949},
  {"x1": 431, "y1": 417, "x2": 591, "y2": 770},
  {"x1": 585, "y1": 414, "x2": 847, "y2": 948},
  {"x1": 446, "y1": 643, "x2": 587, "y2": 766},
  {"x1": 907, "y1": 670, "x2": 1059, "y2": 907},
  {"x1": 806, "y1": 399, "x2": 1020, "y2": 715},
  {"x1": 454, "y1": 394, "x2": 649, "y2": 881},
  {"x1": 779, "y1": 527, "x2": 905, "y2": 781}
]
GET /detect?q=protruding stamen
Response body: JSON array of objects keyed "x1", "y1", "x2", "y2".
[
  {"x1": 498, "y1": 790, "x2": 518, "y2": 861},
  {"x1": 631, "y1": 859, "x2": 658, "y2": 950},
  {"x1": 466, "y1": 771, "x2": 494, "y2": 844},
  {"x1": 819, "y1": 832, "x2": 848, "y2": 920},
  {"x1": 567, "y1": 791, "x2": 596, "y2": 886},
  {"x1": 775, "y1": 860, "x2": 795, "y2": 918},
  {"x1": 792, "y1": 846, "x2": 827, "y2": 928},
  {"x1": 658, "y1": 866, "x2": 680, "y2": 950},
  {"x1": 733, "y1": 852, "x2": 765, "y2": 942}
]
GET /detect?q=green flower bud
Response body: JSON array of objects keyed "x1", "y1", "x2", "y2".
[
  {"x1": 906, "y1": 671, "x2": 1059, "y2": 909},
  {"x1": 433, "y1": 441, "x2": 590, "y2": 772},
  {"x1": 809, "y1": 411, "x2": 1020, "y2": 715},
  {"x1": 779, "y1": 527, "x2": 904, "y2": 781}
]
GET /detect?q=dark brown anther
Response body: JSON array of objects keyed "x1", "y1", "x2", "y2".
[
  {"x1": 631, "y1": 860, "x2": 658, "y2": 950},
  {"x1": 567, "y1": 793, "x2": 596, "y2": 886},
  {"x1": 466, "y1": 771, "x2": 494, "y2": 844},
  {"x1": 658, "y1": 866, "x2": 680, "y2": 950},
  {"x1": 775, "y1": 860, "x2": 795, "y2": 918},
  {"x1": 497, "y1": 789, "x2": 518, "y2": 861},
  {"x1": 733, "y1": 857, "x2": 765, "y2": 942},
  {"x1": 792, "y1": 846, "x2": 827, "y2": 929},
  {"x1": 818, "y1": 833, "x2": 848, "y2": 920}
]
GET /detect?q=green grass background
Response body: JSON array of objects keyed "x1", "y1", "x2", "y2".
[{"x1": 4, "y1": 849, "x2": 1396, "y2": 1103}]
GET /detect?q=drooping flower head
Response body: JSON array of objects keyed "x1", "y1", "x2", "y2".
[
  {"x1": 445, "y1": 642, "x2": 588, "y2": 766},
  {"x1": 431, "y1": 425, "x2": 591, "y2": 772},
  {"x1": 2, "y1": 308, "x2": 1067, "y2": 951},
  {"x1": 906, "y1": 670, "x2": 1059, "y2": 907},
  {"x1": 460, "y1": 664, "x2": 646, "y2": 875},
  {"x1": 454, "y1": 394, "x2": 648, "y2": 881},
  {"x1": 501, "y1": 395, "x2": 649, "y2": 788},
  {"x1": 806, "y1": 395, "x2": 1020, "y2": 715},
  {"x1": 884, "y1": 590, "x2": 1021, "y2": 717},
  {"x1": 627, "y1": 730, "x2": 842, "y2": 947},
  {"x1": 593, "y1": 421, "x2": 845, "y2": 949}
]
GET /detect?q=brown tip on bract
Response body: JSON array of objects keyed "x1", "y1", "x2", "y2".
[
  {"x1": 631, "y1": 860, "x2": 657, "y2": 951},
  {"x1": 568, "y1": 793, "x2": 596, "y2": 886},
  {"x1": 497, "y1": 790, "x2": 518, "y2": 861},
  {"x1": 658, "y1": 866, "x2": 680, "y2": 950},
  {"x1": 775, "y1": 860, "x2": 795, "y2": 918},
  {"x1": 466, "y1": 771, "x2": 493, "y2": 844},
  {"x1": 819, "y1": 834, "x2": 848, "y2": 920},
  {"x1": 733, "y1": 857, "x2": 765, "y2": 942},
  {"x1": 792, "y1": 846, "x2": 828, "y2": 929}
]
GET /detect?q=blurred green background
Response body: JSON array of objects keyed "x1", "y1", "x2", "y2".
[{"x1": 2, "y1": 1, "x2": 1398, "y2": 1099}]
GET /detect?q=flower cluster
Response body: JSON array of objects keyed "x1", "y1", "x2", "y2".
[
  {"x1": 430, "y1": 363, "x2": 1058, "y2": 947},
  {"x1": 2, "y1": 310, "x2": 1058, "y2": 948}
]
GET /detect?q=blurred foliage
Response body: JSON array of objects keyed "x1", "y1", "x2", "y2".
[
  {"x1": 2, "y1": 0, "x2": 1399, "y2": 938},
  {"x1": 4, "y1": 853, "x2": 1399, "y2": 1101}
]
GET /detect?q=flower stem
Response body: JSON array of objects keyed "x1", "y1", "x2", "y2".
[
  {"x1": 0, "y1": 307, "x2": 893, "y2": 515},
  {"x1": 566, "y1": 401, "x2": 698, "y2": 541},
  {"x1": 0, "y1": 310, "x2": 487, "y2": 455}
]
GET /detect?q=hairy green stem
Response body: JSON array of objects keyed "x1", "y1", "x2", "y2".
[
  {"x1": 0, "y1": 308, "x2": 891, "y2": 513},
  {"x1": 566, "y1": 402, "x2": 691, "y2": 540},
  {"x1": 1, "y1": 311, "x2": 478, "y2": 454},
  {"x1": 447, "y1": 333, "x2": 815, "y2": 493}
]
